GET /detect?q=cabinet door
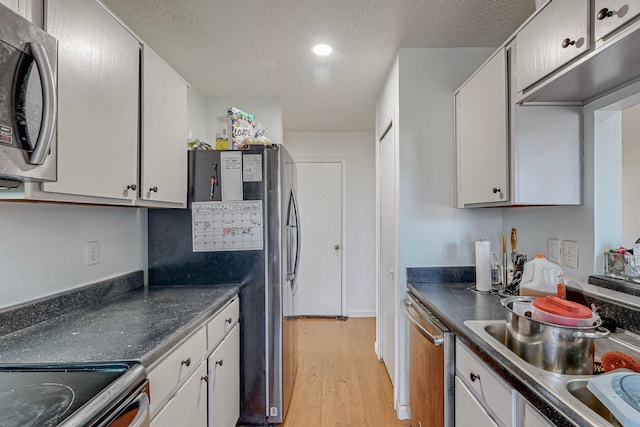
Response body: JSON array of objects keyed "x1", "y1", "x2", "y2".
[
  {"x1": 44, "y1": 0, "x2": 139, "y2": 200},
  {"x1": 523, "y1": 401, "x2": 554, "y2": 427},
  {"x1": 151, "y1": 361, "x2": 208, "y2": 427},
  {"x1": 454, "y1": 377, "x2": 499, "y2": 427},
  {"x1": 141, "y1": 46, "x2": 187, "y2": 205},
  {"x1": 594, "y1": 0, "x2": 640, "y2": 40},
  {"x1": 515, "y1": 0, "x2": 589, "y2": 94},
  {"x1": 208, "y1": 324, "x2": 240, "y2": 427},
  {"x1": 456, "y1": 49, "x2": 508, "y2": 206}
]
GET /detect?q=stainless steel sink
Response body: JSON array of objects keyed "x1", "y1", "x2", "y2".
[{"x1": 465, "y1": 320, "x2": 640, "y2": 426}]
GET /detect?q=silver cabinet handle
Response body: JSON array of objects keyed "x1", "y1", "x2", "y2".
[
  {"x1": 562, "y1": 38, "x2": 576, "y2": 48},
  {"x1": 28, "y1": 42, "x2": 57, "y2": 166},
  {"x1": 127, "y1": 184, "x2": 137, "y2": 191},
  {"x1": 149, "y1": 186, "x2": 158, "y2": 193},
  {"x1": 215, "y1": 359, "x2": 223, "y2": 367},
  {"x1": 181, "y1": 357, "x2": 191, "y2": 367},
  {"x1": 492, "y1": 187, "x2": 504, "y2": 199}
]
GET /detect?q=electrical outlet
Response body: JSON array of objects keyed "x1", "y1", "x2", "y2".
[
  {"x1": 547, "y1": 238, "x2": 561, "y2": 263},
  {"x1": 562, "y1": 240, "x2": 578, "y2": 269},
  {"x1": 86, "y1": 241, "x2": 100, "y2": 266}
]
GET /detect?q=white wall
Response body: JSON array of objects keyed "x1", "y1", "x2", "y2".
[
  {"x1": 187, "y1": 86, "x2": 208, "y2": 142},
  {"x1": 376, "y1": 47, "x2": 501, "y2": 414},
  {"x1": 397, "y1": 48, "x2": 502, "y2": 277},
  {"x1": 622, "y1": 103, "x2": 640, "y2": 247},
  {"x1": 0, "y1": 203, "x2": 147, "y2": 309},
  {"x1": 284, "y1": 131, "x2": 376, "y2": 317}
]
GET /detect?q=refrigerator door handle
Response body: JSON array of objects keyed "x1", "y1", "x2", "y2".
[{"x1": 290, "y1": 189, "x2": 301, "y2": 294}]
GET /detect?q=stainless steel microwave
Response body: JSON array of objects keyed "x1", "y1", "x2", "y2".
[{"x1": 0, "y1": 3, "x2": 57, "y2": 187}]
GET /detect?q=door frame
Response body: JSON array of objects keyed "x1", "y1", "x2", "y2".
[
  {"x1": 376, "y1": 110, "x2": 404, "y2": 415},
  {"x1": 293, "y1": 156, "x2": 348, "y2": 317}
]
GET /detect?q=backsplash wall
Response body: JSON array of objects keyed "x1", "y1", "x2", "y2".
[{"x1": 0, "y1": 203, "x2": 147, "y2": 309}]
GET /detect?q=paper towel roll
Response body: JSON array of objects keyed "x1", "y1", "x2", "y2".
[{"x1": 475, "y1": 241, "x2": 492, "y2": 292}]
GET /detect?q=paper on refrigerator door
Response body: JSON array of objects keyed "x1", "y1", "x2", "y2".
[
  {"x1": 243, "y1": 154, "x2": 262, "y2": 182},
  {"x1": 192, "y1": 201, "x2": 263, "y2": 252},
  {"x1": 221, "y1": 151, "x2": 243, "y2": 200}
]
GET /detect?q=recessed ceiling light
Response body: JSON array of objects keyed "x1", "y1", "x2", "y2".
[{"x1": 312, "y1": 44, "x2": 332, "y2": 56}]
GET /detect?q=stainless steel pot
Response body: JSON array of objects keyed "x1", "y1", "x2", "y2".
[{"x1": 501, "y1": 296, "x2": 610, "y2": 375}]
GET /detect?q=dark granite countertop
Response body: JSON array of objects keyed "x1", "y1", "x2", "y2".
[
  {"x1": 0, "y1": 285, "x2": 240, "y2": 368},
  {"x1": 408, "y1": 282, "x2": 596, "y2": 427}
]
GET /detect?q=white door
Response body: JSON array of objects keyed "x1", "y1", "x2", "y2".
[
  {"x1": 294, "y1": 161, "x2": 343, "y2": 316},
  {"x1": 379, "y1": 126, "x2": 396, "y2": 383}
]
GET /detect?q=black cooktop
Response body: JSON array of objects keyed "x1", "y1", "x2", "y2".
[{"x1": 0, "y1": 363, "x2": 133, "y2": 427}]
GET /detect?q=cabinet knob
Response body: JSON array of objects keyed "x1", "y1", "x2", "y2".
[
  {"x1": 126, "y1": 184, "x2": 137, "y2": 191},
  {"x1": 470, "y1": 372, "x2": 481, "y2": 382},
  {"x1": 181, "y1": 357, "x2": 191, "y2": 367},
  {"x1": 561, "y1": 38, "x2": 576, "y2": 49},
  {"x1": 597, "y1": 7, "x2": 614, "y2": 20},
  {"x1": 200, "y1": 375, "x2": 209, "y2": 383},
  {"x1": 215, "y1": 359, "x2": 224, "y2": 367},
  {"x1": 149, "y1": 186, "x2": 158, "y2": 193},
  {"x1": 225, "y1": 317, "x2": 233, "y2": 324},
  {"x1": 492, "y1": 187, "x2": 504, "y2": 199}
]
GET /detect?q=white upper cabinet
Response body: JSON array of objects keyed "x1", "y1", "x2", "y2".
[
  {"x1": 594, "y1": 0, "x2": 640, "y2": 40},
  {"x1": 456, "y1": 49, "x2": 509, "y2": 206},
  {"x1": 515, "y1": 0, "x2": 590, "y2": 96},
  {"x1": 44, "y1": 0, "x2": 140, "y2": 201},
  {"x1": 456, "y1": 44, "x2": 582, "y2": 208},
  {"x1": 140, "y1": 46, "x2": 188, "y2": 205}
]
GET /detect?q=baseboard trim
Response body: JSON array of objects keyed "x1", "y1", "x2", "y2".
[{"x1": 396, "y1": 404, "x2": 410, "y2": 420}]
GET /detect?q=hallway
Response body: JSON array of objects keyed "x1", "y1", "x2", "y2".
[{"x1": 282, "y1": 318, "x2": 410, "y2": 427}]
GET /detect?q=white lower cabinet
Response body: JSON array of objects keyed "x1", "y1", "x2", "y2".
[
  {"x1": 455, "y1": 377, "x2": 499, "y2": 427},
  {"x1": 455, "y1": 341, "x2": 554, "y2": 427},
  {"x1": 208, "y1": 324, "x2": 240, "y2": 427},
  {"x1": 151, "y1": 361, "x2": 208, "y2": 427},
  {"x1": 523, "y1": 401, "x2": 554, "y2": 427},
  {"x1": 149, "y1": 297, "x2": 240, "y2": 427}
]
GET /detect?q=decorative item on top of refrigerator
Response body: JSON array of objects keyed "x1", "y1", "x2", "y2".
[{"x1": 225, "y1": 107, "x2": 272, "y2": 150}]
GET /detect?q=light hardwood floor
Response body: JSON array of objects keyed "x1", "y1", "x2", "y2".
[{"x1": 282, "y1": 318, "x2": 410, "y2": 427}]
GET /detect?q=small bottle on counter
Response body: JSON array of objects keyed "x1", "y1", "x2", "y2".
[
  {"x1": 557, "y1": 272, "x2": 566, "y2": 299},
  {"x1": 490, "y1": 252, "x2": 501, "y2": 286}
]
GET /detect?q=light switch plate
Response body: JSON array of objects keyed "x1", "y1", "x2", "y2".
[
  {"x1": 547, "y1": 238, "x2": 561, "y2": 263},
  {"x1": 562, "y1": 240, "x2": 578, "y2": 269}
]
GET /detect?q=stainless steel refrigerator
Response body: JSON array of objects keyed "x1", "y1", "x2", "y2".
[{"x1": 147, "y1": 145, "x2": 301, "y2": 425}]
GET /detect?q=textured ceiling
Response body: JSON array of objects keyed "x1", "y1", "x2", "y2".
[{"x1": 101, "y1": 0, "x2": 535, "y2": 133}]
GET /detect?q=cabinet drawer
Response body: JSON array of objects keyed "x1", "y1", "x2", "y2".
[
  {"x1": 594, "y1": 0, "x2": 640, "y2": 41},
  {"x1": 151, "y1": 361, "x2": 208, "y2": 427},
  {"x1": 207, "y1": 298, "x2": 239, "y2": 352},
  {"x1": 456, "y1": 341, "x2": 513, "y2": 426},
  {"x1": 148, "y1": 327, "x2": 207, "y2": 417}
]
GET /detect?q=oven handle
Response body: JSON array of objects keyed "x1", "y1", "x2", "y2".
[
  {"x1": 403, "y1": 298, "x2": 444, "y2": 346},
  {"x1": 126, "y1": 392, "x2": 150, "y2": 427}
]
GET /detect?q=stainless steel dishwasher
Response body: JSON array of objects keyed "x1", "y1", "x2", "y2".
[{"x1": 403, "y1": 289, "x2": 454, "y2": 427}]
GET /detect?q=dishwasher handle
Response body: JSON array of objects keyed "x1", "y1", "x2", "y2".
[{"x1": 403, "y1": 298, "x2": 444, "y2": 346}]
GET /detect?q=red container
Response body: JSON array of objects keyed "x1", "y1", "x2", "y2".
[{"x1": 532, "y1": 296, "x2": 599, "y2": 327}]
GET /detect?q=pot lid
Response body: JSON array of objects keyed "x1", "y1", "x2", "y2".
[{"x1": 532, "y1": 296, "x2": 592, "y2": 319}]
